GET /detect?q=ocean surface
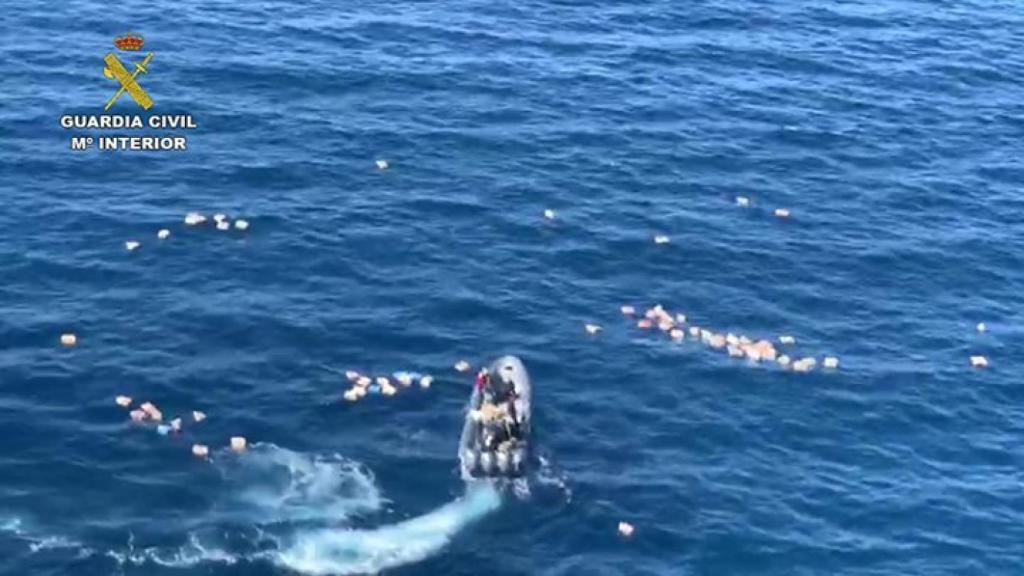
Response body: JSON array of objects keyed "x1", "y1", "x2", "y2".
[{"x1": 2, "y1": 1, "x2": 1024, "y2": 574}]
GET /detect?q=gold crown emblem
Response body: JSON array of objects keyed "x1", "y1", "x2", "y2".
[{"x1": 114, "y1": 32, "x2": 144, "y2": 51}]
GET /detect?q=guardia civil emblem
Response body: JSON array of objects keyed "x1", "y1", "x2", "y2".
[{"x1": 103, "y1": 33, "x2": 154, "y2": 110}]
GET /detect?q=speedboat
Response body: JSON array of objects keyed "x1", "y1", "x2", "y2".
[{"x1": 459, "y1": 355, "x2": 531, "y2": 478}]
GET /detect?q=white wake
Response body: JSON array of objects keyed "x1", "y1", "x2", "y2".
[
  {"x1": 276, "y1": 482, "x2": 501, "y2": 575},
  {"x1": 0, "y1": 444, "x2": 502, "y2": 574}
]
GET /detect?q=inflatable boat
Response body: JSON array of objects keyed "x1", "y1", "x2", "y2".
[{"x1": 459, "y1": 355, "x2": 532, "y2": 478}]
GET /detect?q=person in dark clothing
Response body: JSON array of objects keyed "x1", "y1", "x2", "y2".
[{"x1": 505, "y1": 388, "x2": 520, "y2": 439}]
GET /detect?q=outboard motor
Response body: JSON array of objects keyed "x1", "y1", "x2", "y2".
[
  {"x1": 496, "y1": 450, "x2": 510, "y2": 474},
  {"x1": 462, "y1": 450, "x2": 478, "y2": 474},
  {"x1": 511, "y1": 448, "x2": 525, "y2": 474},
  {"x1": 479, "y1": 450, "x2": 494, "y2": 475}
]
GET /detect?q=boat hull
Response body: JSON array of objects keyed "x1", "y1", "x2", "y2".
[{"x1": 459, "y1": 356, "x2": 532, "y2": 478}]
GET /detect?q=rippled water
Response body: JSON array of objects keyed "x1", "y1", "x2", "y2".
[{"x1": 2, "y1": 1, "x2": 1024, "y2": 574}]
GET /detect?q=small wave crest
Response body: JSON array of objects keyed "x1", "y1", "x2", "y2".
[
  {"x1": 0, "y1": 514, "x2": 91, "y2": 557},
  {"x1": 105, "y1": 532, "x2": 245, "y2": 568}
]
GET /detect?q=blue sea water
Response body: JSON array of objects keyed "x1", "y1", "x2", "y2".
[{"x1": 2, "y1": 0, "x2": 1024, "y2": 574}]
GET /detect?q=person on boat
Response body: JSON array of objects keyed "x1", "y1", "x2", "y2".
[
  {"x1": 475, "y1": 368, "x2": 490, "y2": 393},
  {"x1": 504, "y1": 388, "x2": 520, "y2": 439}
]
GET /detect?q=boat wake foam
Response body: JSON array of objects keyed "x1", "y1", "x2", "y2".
[
  {"x1": 214, "y1": 442, "x2": 385, "y2": 526},
  {"x1": 1, "y1": 443, "x2": 501, "y2": 574},
  {"x1": 275, "y1": 483, "x2": 501, "y2": 575}
]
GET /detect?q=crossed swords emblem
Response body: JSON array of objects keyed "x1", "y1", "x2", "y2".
[{"x1": 103, "y1": 52, "x2": 154, "y2": 110}]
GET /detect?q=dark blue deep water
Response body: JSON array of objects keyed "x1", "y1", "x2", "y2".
[{"x1": 2, "y1": 1, "x2": 1024, "y2": 574}]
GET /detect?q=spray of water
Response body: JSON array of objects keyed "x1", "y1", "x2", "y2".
[
  {"x1": 215, "y1": 443, "x2": 385, "y2": 525},
  {"x1": 226, "y1": 444, "x2": 503, "y2": 575},
  {"x1": 0, "y1": 444, "x2": 503, "y2": 573},
  {"x1": 276, "y1": 482, "x2": 501, "y2": 575}
]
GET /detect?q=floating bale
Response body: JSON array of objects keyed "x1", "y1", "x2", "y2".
[
  {"x1": 192, "y1": 410, "x2": 206, "y2": 423},
  {"x1": 381, "y1": 383, "x2": 397, "y2": 396},
  {"x1": 748, "y1": 340, "x2": 777, "y2": 362},
  {"x1": 675, "y1": 314, "x2": 686, "y2": 324},
  {"x1": 637, "y1": 319, "x2": 653, "y2": 329},
  {"x1": 543, "y1": 209, "x2": 555, "y2": 220},
  {"x1": 792, "y1": 358, "x2": 816, "y2": 372},
  {"x1": 454, "y1": 360, "x2": 471, "y2": 372},
  {"x1": 157, "y1": 229, "x2": 170, "y2": 240},
  {"x1": 394, "y1": 372, "x2": 413, "y2": 387},
  {"x1": 419, "y1": 375, "x2": 433, "y2": 389},
  {"x1": 670, "y1": 329, "x2": 684, "y2": 341},
  {"x1": 777, "y1": 355, "x2": 791, "y2": 367},
  {"x1": 708, "y1": 334, "x2": 727, "y2": 349},
  {"x1": 170, "y1": 418, "x2": 182, "y2": 432},
  {"x1": 779, "y1": 335, "x2": 796, "y2": 345},
  {"x1": 621, "y1": 305, "x2": 636, "y2": 316},
  {"x1": 125, "y1": 240, "x2": 140, "y2": 251},
  {"x1": 736, "y1": 196, "x2": 750, "y2": 207},
  {"x1": 234, "y1": 219, "x2": 249, "y2": 231},
  {"x1": 376, "y1": 159, "x2": 389, "y2": 170},
  {"x1": 115, "y1": 395, "x2": 132, "y2": 408},
  {"x1": 230, "y1": 437, "x2": 247, "y2": 452},
  {"x1": 216, "y1": 220, "x2": 230, "y2": 231},
  {"x1": 727, "y1": 345, "x2": 745, "y2": 358},
  {"x1": 60, "y1": 333, "x2": 77, "y2": 347},
  {"x1": 192, "y1": 444, "x2": 209, "y2": 458},
  {"x1": 343, "y1": 388, "x2": 360, "y2": 402},
  {"x1": 618, "y1": 521, "x2": 635, "y2": 537},
  {"x1": 653, "y1": 235, "x2": 670, "y2": 244},
  {"x1": 156, "y1": 424, "x2": 171, "y2": 436},
  {"x1": 213, "y1": 214, "x2": 226, "y2": 224},
  {"x1": 970, "y1": 355, "x2": 988, "y2": 368},
  {"x1": 184, "y1": 212, "x2": 206, "y2": 225},
  {"x1": 585, "y1": 324, "x2": 602, "y2": 335},
  {"x1": 688, "y1": 326, "x2": 700, "y2": 337},
  {"x1": 823, "y1": 356, "x2": 839, "y2": 369},
  {"x1": 976, "y1": 322, "x2": 987, "y2": 333},
  {"x1": 129, "y1": 409, "x2": 146, "y2": 422},
  {"x1": 345, "y1": 370, "x2": 360, "y2": 382},
  {"x1": 774, "y1": 208, "x2": 790, "y2": 218},
  {"x1": 356, "y1": 375, "x2": 372, "y2": 388}
]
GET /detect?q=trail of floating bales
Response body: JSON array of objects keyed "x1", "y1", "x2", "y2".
[
  {"x1": 112, "y1": 396, "x2": 244, "y2": 460},
  {"x1": 122, "y1": 212, "x2": 252, "y2": 253},
  {"x1": 341, "y1": 369, "x2": 435, "y2": 403},
  {"x1": 622, "y1": 304, "x2": 839, "y2": 373},
  {"x1": 731, "y1": 195, "x2": 791, "y2": 219}
]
